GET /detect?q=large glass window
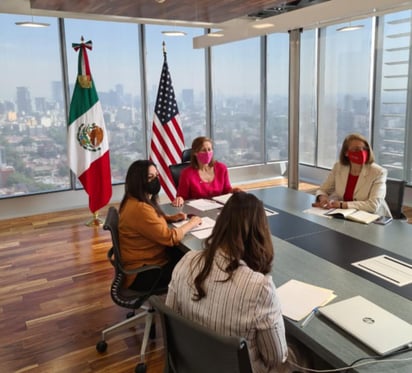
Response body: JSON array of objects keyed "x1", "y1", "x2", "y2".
[
  {"x1": 299, "y1": 29, "x2": 318, "y2": 165},
  {"x1": 211, "y1": 38, "x2": 261, "y2": 167},
  {"x1": 373, "y1": 10, "x2": 412, "y2": 182},
  {"x1": 145, "y1": 25, "x2": 206, "y2": 151},
  {"x1": 65, "y1": 19, "x2": 142, "y2": 184},
  {"x1": 0, "y1": 14, "x2": 68, "y2": 198},
  {"x1": 317, "y1": 18, "x2": 373, "y2": 168},
  {"x1": 267, "y1": 33, "x2": 290, "y2": 162}
]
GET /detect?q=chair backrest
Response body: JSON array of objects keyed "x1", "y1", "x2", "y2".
[
  {"x1": 181, "y1": 148, "x2": 192, "y2": 163},
  {"x1": 385, "y1": 178, "x2": 406, "y2": 219},
  {"x1": 149, "y1": 295, "x2": 253, "y2": 373},
  {"x1": 103, "y1": 206, "x2": 158, "y2": 309},
  {"x1": 103, "y1": 206, "x2": 122, "y2": 270},
  {"x1": 169, "y1": 162, "x2": 190, "y2": 188}
]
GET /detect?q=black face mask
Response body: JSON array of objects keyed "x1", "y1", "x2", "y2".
[{"x1": 146, "y1": 177, "x2": 161, "y2": 195}]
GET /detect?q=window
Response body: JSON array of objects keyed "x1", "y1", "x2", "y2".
[
  {"x1": 65, "y1": 19, "x2": 143, "y2": 184},
  {"x1": 211, "y1": 38, "x2": 261, "y2": 167},
  {"x1": 317, "y1": 18, "x2": 372, "y2": 168},
  {"x1": 267, "y1": 33, "x2": 290, "y2": 162},
  {"x1": 145, "y1": 25, "x2": 206, "y2": 152},
  {"x1": 299, "y1": 29, "x2": 318, "y2": 165},
  {"x1": 373, "y1": 10, "x2": 412, "y2": 182},
  {"x1": 0, "y1": 14, "x2": 68, "y2": 198}
]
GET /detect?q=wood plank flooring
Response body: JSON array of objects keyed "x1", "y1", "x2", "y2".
[{"x1": 1, "y1": 180, "x2": 410, "y2": 373}]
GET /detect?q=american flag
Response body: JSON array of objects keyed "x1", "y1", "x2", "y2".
[{"x1": 150, "y1": 47, "x2": 184, "y2": 201}]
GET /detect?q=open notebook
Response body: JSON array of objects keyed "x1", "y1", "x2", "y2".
[{"x1": 318, "y1": 296, "x2": 412, "y2": 355}]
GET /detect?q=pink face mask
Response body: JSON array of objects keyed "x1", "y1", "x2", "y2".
[
  {"x1": 347, "y1": 150, "x2": 368, "y2": 164},
  {"x1": 196, "y1": 151, "x2": 213, "y2": 165}
]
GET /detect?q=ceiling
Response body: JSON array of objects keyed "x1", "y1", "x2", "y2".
[
  {"x1": 1, "y1": 0, "x2": 412, "y2": 47},
  {"x1": 29, "y1": 0, "x2": 319, "y2": 24}
]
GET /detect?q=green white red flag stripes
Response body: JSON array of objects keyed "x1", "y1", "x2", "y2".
[
  {"x1": 68, "y1": 37, "x2": 112, "y2": 213},
  {"x1": 150, "y1": 45, "x2": 184, "y2": 201}
]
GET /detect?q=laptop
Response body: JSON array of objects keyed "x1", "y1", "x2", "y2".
[{"x1": 318, "y1": 295, "x2": 412, "y2": 355}]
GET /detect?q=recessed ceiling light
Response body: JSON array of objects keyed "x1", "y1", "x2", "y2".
[
  {"x1": 15, "y1": 14, "x2": 50, "y2": 28},
  {"x1": 336, "y1": 24, "x2": 364, "y2": 32},
  {"x1": 15, "y1": 21, "x2": 50, "y2": 27},
  {"x1": 252, "y1": 23, "x2": 275, "y2": 29},
  {"x1": 207, "y1": 32, "x2": 224, "y2": 38},
  {"x1": 161, "y1": 30, "x2": 187, "y2": 36}
]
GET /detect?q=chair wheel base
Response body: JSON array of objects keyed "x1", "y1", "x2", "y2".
[
  {"x1": 135, "y1": 362, "x2": 147, "y2": 373},
  {"x1": 96, "y1": 340, "x2": 108, "y2": 353}
]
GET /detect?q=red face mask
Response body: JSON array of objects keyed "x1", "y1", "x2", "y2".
[{"x1": 347, "y1": 150, "x2": 368, "y2": 164}]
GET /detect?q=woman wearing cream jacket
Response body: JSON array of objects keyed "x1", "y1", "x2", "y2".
[{"x1": 314, "y1": 133, "x2": 391, "y2": 217}]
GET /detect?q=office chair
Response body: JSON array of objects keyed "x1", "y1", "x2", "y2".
[
  {"x1": 169, "y1": 162, "x2": 190, "y2": 188},
  {"x1": 96, "y1": 206, "x2": 168, "y2": 373},
  {"x1": 149, "y1": 295, "x2": 253, "y2": 373},
  {"x1": 386, "y1": 178, "x2": 406, "y2": 219},
  {"x1": 181, "y1": 148, "x2": 191, "y2": 163},
  {"x1": 168, "y1": 148, "x2": 192, "y2": 188}
]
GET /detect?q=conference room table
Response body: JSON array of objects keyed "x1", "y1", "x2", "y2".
[{"x1": 162, "y1": 186, "x2": 412, "y2": 372}]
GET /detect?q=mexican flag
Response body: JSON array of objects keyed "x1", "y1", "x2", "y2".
[{"x1": 67, "y1": 38, "x2": 112, "y2": 214}]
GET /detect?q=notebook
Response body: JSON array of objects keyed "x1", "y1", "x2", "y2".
[{"x1": 318, "y1": 295, "x2": 412, "y2": 355}]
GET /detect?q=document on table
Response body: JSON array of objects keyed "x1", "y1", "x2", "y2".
[
  {"x1": 186, "y1": 199, "x2": 222, "y2": 211},
  {"x1": 352, "y1": 255, "x2": 412, "y2": 287},
  {"x1": 303, "y1": 207, "x2": 332, "y2": 218},
  {"x1": 212, "y1": 193, "x2": 233, "y2": 205},
  {"x1": 264, "y1": 207, "x2": 278, "y2": 217},
  {"x1": 277, "y1": 279, "x2": 336, "y2": 321},
  {"x1": 173, "y1": 216, "x2": 215, "y2": 235}
]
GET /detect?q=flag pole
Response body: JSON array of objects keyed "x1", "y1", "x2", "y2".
[
  {"x1": 68, "y1": 36, "x2": 112, "y2": 227},
  {"x1": 86, "y1": 211, "x2": 103, "y2": 227}
]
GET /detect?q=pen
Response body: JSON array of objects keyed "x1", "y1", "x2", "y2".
[{"x1": 301, "y1": 307, "x2": 318, "y2": 328}]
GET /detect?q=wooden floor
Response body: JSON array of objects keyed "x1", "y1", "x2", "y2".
[{"x1": 1, "y1": 180, "x2": 410, "y2": 373}]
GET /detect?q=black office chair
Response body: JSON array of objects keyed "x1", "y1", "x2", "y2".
[
  {"x1": 386, "y1": 178, "x2": 406, "y2": 219},
  {"x1": 149, "y1": 295, "x2": 253, "y2": 373},
  {"x1": 168, "y1": 148, "x2": 192, "y2": 188},
  {"x1": 181, "y1": 148, "x2": 191, "y2": 163},
  {"x1": 96, "y1": 207, "x2": 168, "y2": 373},
  {"x1": 169, "y1": 162, "x2": 190, "y2": 188}
]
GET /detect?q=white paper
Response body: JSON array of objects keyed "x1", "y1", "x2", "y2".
[
  {"x1": 352, "y1": 255, "x2": 412, "y2": 287},
  {"x1": 173, "y1": 216, "x2": 216, "y2": 232},
  {"x1": 191, "y1": 228, "x2": 213, "y2": 239},
  {"x1": 212, "y1": 193, "x2": 233, "y2": 205},
  {"x1": 264, "y1": 207, "x2": 278, "y2": 217},
  {"x1": 186, "y1": 199, "x2": 222, "y2": 211},
  {"x1": 303, "y1": 207, "x2": 333, "y2": 219},
  {"x1": 277, "y1": 279, "x2": 336, "y2": 321}
]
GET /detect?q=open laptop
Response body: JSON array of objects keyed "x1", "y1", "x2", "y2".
[{"x1": 318, "y1": 296, "x2": 412, "y2": 355}]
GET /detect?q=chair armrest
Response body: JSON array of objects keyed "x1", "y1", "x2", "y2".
[{"x1": 107, "y1": 247, "x2": 162, "y2": 276}]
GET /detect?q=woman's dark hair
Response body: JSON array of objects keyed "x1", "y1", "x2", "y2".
[
  {"x1": 119, "y1": 160, "x2": 164, "y2": 216},
  {"x1": 339, "y1": 133, "x2": 375, "y2": 165},
  {"x1": 192, "y1": 192, "x2": 274, "y2": 301},
  {"x1": 190, "y1": 136, "x2": 216, "y2": 169}
]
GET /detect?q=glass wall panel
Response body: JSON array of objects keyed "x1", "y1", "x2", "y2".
[
  {"x1": 317, "y1": 18, "x2": 372, "y2": 168},
  {"x1": 267, "y1": 33, "x2": 289, "y2": 162},
  {"x1": 211, "y1": 38, "x2": 260, "y2": 167},
  {"x1": 0, "y1": 14, "x2": 69, "y2": 198},
  {"x1": 373, "y1": 10, "x2": 412, "y2": 182},
  {"x1": 145, "y1": 26, "x2": 206, "y2": 151},
  {"x1": 299, "y1": 29, "x2": 317, "y2": 165},
  {"x1": 65, "y1": 19, "x2": 142, "y2": 184}
]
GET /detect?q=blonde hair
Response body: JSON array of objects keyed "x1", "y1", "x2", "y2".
[{"x1": 339, "y1": 133, "x2": 375, "y2": 165}]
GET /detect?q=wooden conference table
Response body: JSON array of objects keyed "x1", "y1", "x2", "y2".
[{"x1": 163, "y1": 187, "x2": 412, "y2": 372}]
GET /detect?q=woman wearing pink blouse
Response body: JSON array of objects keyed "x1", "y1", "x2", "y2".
[{"x1": 172, "y1": 136, "x2": 239, "y2": 207}]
